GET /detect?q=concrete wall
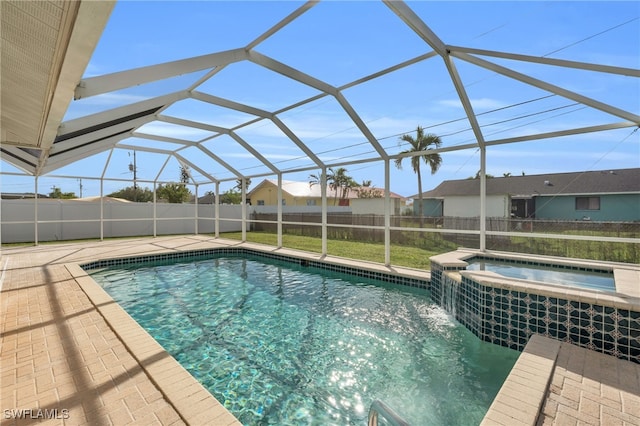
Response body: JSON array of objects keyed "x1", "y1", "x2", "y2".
[{"x1": 0, "y1": 199, "x2": 244, "y2": 243}]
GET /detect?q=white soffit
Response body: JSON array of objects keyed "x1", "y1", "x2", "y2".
[{"x1": 0, "y1": 0, "x2": 115, "y2": 173}]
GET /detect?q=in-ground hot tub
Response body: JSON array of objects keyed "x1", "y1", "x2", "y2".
[
  {"x1": 429, "y1": 249, "x2": 640, "y2": 363},
  {"x1": 464, "y1": 256, "x2": 615, "y2": 292}
]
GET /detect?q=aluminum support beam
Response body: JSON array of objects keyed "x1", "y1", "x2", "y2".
[
  {"x1": 384, "y1": 159, "x2": 391, "y2": 266},
  {"x1": 132, "y1": 132, "x2": 200, "y2": 147},
  {"x1": 173, "y1": 153, "x2": 217, "y2": 183},
  {"x1": 321, "y1": 167, "x2": 328, "y2": 256},
  {"x1": 448, "y1": 46, "x2": 640, "y2": 77},
  {"x1": 194, "y1": 184, "x2": 199, "y2": 235},
  {"x1": 153, "y1": 182, "x2": 157, "y2": 238},
  {"x1": 215, "y1": 182, "x2": 220, "y2": 238},
  {"x1": 100, "y1": 178, "x2": 104, "y2": 241},
  {"x1": 246, "y1": 1, "x2": 319, "y2": 51},
  {"x1": 454, "y1": 52, "x2": 640, "y2": 124},
  {"x1": 442, "y1": 55, "x2": 486, "y2": 148},
  {"x1": 248, "y1": 51, "x2": 337, "y2": 96},
  {"x1": 195, "y1": 145, "x2": 242, "y2": 179},
  {"x1": 277, "y1": 173, "x2": 283, "y2": 248},
  {"x1": 190, "y1": 91, "x2": 324, "y2": 167},
  {"x1": 75, "y1": 49, "x2": 248, "y2": 99},
  {"x1": 480, "y1": 147, "x2": 487, "y2": 251},
  {"x1": 383, "y1": 1, "x2": 446, "y2": 56},
  {"x1": 335, "y1": 92, "x2": 388, "y2": 159},
  {"x1": 34, "y1": 177, "x2": 38, "y2": 245},
  {"x1": 241, "y1": 178, "x2": 247, "y2": 241},
  {"x1": 227, "y1": 132, "x2": 280, "y2": 174}
]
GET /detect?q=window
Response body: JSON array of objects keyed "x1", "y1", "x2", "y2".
[
  {"x1": 575, "y1": 196, "x2": 600, "y2": 210},
  {"x1": 257, "y1": 200, "x2": 265, "y2": 206},
  {"x1": 306, "y1": 199, "x2": 316, "y2": 206}
]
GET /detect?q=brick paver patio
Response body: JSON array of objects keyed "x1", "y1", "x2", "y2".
[{"x1": 1, "y1": 236, "x2": 638, "y2": 425}]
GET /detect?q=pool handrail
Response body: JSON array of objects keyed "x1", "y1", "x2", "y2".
[{"x1": 368, "y1": 399, "x2": 410, "y2": 426}]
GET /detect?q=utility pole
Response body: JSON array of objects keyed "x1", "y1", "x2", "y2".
[
  {"x1": 78, "y1": 178, "x2": 83, "y2": 198},
  {"x1": 129, "y1": 151, "x2": 137, "y2": 201}
]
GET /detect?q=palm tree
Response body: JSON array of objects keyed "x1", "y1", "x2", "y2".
[
  {"x1": 309, "y1": 168, "x2": 356, "y2": 205},
  {"x1": 332, "y1": 167, "x2": 356, "y2": 204},
  {"x1": 309, "y1": 168, "x2": 338, "y2": 205},
  {"x1": 394, "y1": 126, "x2": 442, "y2": 218},
  {"x1": 234, "y1": 177, "x2": 251, "y2": 192}
]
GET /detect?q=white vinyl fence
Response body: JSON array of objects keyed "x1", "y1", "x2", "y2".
[{"x1": 0, "y1": 199, "x2": 245, "y2": 244}]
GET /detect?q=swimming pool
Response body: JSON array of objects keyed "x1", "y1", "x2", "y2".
[
  {"x1": 90, "y1": 254, "x2": 519, "y2": 425},
  {"x1": 465, "y1": 258, "x2": 615, "y2": 291}
]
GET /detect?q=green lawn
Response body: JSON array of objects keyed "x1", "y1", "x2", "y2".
[{"x1": 220, "y1": 231, "x2": 449, "y2": 270}]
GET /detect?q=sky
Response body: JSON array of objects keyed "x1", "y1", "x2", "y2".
[{"x1": 2, "y1": 1, "x2": 639, "y2": 199}]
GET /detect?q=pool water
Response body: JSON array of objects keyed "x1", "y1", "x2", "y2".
[
  {"x1": 466, "y1": 259, "x2": 615, "y2": 291},
  {"x1": 91, "y1": 255, "x2": 519, "y2": 425}
]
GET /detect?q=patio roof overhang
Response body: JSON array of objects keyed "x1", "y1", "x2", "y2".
[{"x1": 0, "y1": 0, "x2": 116, "y2": 174}]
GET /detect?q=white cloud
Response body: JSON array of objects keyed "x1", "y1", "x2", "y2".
[{"x1": 438, "y1": 98, "x2": 507, "y2": 110}]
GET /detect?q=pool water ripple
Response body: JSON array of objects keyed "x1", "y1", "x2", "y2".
[{"x1": 91, "y1": 256, "x2": 519, "y2": 425}]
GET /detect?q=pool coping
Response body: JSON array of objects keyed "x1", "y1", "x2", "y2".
[{"x1": 481, "y1": 334, "x2": 561, "y2": 425}]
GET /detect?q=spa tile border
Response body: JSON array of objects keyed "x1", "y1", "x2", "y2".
[{"x1": 430, "y1": 256, "x2": 640, "y2": 364}]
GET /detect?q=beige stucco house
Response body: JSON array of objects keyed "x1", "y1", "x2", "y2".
[{"x1": 248, "y1": 179, "x2": 406, "y2": 213}]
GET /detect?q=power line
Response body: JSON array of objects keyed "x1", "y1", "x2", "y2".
[
  {"x1": 543, "y1": 17, "x2": 640, "y2": 57},
  {"x1": 230, "y1": 14, "x2": 638, "y2": 175}
]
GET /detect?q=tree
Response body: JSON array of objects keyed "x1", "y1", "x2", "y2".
[
  {"x1": 155, "y1": 166, "x2": 193, "y2": 203},
  {"x1": 468, "y1": 170, "x2": 495, "y2": 179},
  {"x1": 219, "y1": 189, "x2": 242, "y2": 204},
  {"x1": 356, "y1": 180, "x2": 383, "y2": 199},
  {"x1": 49, "y1": 186, "x2": 76, "y2": 199},
  {"x1": 332, "y1": 167, "x2": 357, "y2": 205},
  {"x1": 309, "y1": 168, "x2": 338, "y2": 205},
  {"x1": 394, "y1": 126, "x2": 442, "y2": 217},
  {"x1": 309, "y1": 167, "x2": 355, "y2": 205},
  {"x1": 180, "y1": 165, "x2": 191, "y2": 184},
  {"x1": 107, "y1": 186, "x2": 154, "y2": 202},
  {"x1": 156, "y1": 183, "x2": 191, "y2": 203},
  {"x1": 234, "y1": 178, "x2": 251, "y2": 192}
]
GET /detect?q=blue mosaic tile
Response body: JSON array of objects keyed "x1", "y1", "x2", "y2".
[
  {"x1": 431, "y1": 257, "x2": 640, "y2": 364},
  {"x1": 82, "y1": 247, "x2": 430, "y2": 294}
]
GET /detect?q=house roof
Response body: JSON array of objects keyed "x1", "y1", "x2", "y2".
[
  {"x1": 1, "y1": 193, "x2": 49, "y2": 199},
  {"x1": 249, "y1": 179, "x2": 406, "y2": 200},
  {"x1": 414, "y1": 168, "x2": 640, "y2": 198},
  {"x1": 188, "y1": 193, "x2": 216, "y2": 204}
]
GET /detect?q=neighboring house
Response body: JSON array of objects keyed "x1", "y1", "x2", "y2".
[
  {"x1": 188, "y1": 193, "x2": 216, "y2": 204},
  {"x1": 412, "y1": 168, "x2": 640, "y2": 221},
  {"x1": 248, "y1": 179, "x2": 407, "y2": 213}
]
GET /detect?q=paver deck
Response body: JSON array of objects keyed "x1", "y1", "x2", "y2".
[{"x1": 1, "y1": 236, "x2": 638, "y2": 425}]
